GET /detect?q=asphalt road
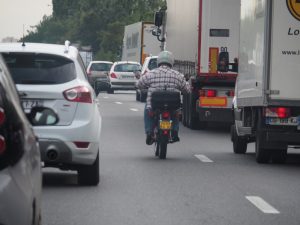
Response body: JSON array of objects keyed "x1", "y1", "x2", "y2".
[{"x1": 42, "y1": 91, "x2": 300, "y2": 225}]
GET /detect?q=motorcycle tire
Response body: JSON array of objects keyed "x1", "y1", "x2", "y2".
[{"x1": 158, "y1": 136, "x2": 168, "y2": 159}]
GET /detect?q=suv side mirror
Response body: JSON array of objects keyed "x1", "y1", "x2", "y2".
[
  {"x1": 27, "y1": 106, "x2": 59, "y2": 126},
  {"x1": 154, "y1": 11, "x2": 164, "y2": 27}
]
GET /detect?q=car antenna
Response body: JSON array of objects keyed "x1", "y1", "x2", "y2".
[{"x1": 22, "y1": 24, "x2": 26, "y2": 47}]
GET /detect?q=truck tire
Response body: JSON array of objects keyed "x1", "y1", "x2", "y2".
[
  {"x1": 136, "y1": 91, "x2": 140, "y2": 101},
  {"x1": 272, "y1": 149, "x2": 287, "y2": 164},
  {"x1": 187, "y1": 92, "x2": 200, "y2": 130},
  {"x1": 255, "y1": 112, "x2": 271, "y2": 163},
  {"x1": 107, "y1": 88, "x2": 114, "y2": 94},
  {"x1": 140, "y1": 92, "x2": 147, "y2": 102},
  {"x1": 182, "y1": 93, "x2": 188, "y2": 126},
  {"x1": 231, "y1": 124, "x2": 247, "y2": 154}
]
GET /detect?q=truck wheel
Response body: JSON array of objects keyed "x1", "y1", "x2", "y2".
[
  {"x1": 187, "y1": 92, "x2": 200, "y2": 129},
  {"x1": 141, "y1": 92, "x2": 147, "y2": 102},
  {"x1": 255, "y1": 112, "x2": 271, "y2": 163},
  {"x1": 136, "y1": 91, "x2": 140, "y2": 101},
  {"x1": 231, "y1": 125, "x2": 247, "y2": 154},
  {"x1": 107, "y1": 88, "x2": 114, "y2": 94},
  {"x1": 272, "y1": 149, "x2": 287, "y2": 164},
  {"x1": 78, "y1": 152, "x2": 100, "y2": 186}
]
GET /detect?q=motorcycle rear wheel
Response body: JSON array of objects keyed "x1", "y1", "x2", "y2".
[{"x1": 158, "y1": 136, "x2": 168, "y2": 159}]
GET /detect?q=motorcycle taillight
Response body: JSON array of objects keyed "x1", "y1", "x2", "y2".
[{"x1": 162, "y1": 111, "x2": 170, "y2": 119}]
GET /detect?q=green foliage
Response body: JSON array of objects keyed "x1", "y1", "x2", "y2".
[{"x1": 22, "y1": 0, "x2": 165, "y2": 61}]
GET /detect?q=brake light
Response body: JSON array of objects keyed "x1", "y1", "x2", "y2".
[
  {"x1": 162, "y1": 111, "x2": 170, "y2": 119},
  {"x1": 63, "y1": 86, "x2": 92, "y2": 103},
  {"x1": 74, "y1": 142, "x2": 90, "y2": 148},
  {"x1": 163, "y1": 130, "x2": 169, "y2": 135},
  {"x1": 0, "y1": 135, "x2": 6, "y2": 155},
  {"x1": 206, "y1": 89, "x2": 216, "y2": 97},
  {"x1": 227, "y1": 90, "x2": 235, "y2": 97},
  {"x1": 265, "y1": 107, "x2": 291, "y2": 118},
  {"x1": 110, "y1": 73, "x2": 117, "y2": 78}
]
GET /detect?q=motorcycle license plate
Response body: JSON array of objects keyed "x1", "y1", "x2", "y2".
[{"x1": 160, "y1": 120, "x2": 172, "y2": 129}]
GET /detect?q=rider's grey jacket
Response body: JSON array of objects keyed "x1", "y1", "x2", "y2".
[{"x1": 137, "y1": 65, "x2": 191, "y2": 108}]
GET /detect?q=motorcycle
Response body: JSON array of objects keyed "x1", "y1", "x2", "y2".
[{"x1": 151, "y1": 90, "x2": 181, "y2": 159}]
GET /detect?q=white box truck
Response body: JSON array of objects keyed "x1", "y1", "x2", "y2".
[
  {"x1": 232, "y1": 0, "x2": 300, "y2": 163},
  {"x1": 164, "y1": 0, "x2": 240, "y2": 129},
  {"x1": 121, "y1": 21, "x2": 161, "y2": 64}
]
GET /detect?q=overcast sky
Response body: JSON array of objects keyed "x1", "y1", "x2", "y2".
[{"x1": 0, "y1": 0, "x2": 52, "y2": 41}]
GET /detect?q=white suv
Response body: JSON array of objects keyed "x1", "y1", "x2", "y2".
[{"x1": 0, "y1": 41, "x2": 102, "y2": 186}]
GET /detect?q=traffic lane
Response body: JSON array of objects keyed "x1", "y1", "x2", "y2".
[
  {"x1": 41, "y1": 92, "x2": 300, "y2": 225},
  {"x1": 97, "y1": 92, "x2": 300, "y2": 224}
]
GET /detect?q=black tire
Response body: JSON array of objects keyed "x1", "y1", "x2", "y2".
[
  {"x1": 231, "y1": 124, "x2": 247, "y2": 154},
  {"x1": 78, "y1": 152, "x2": 100, "y2": 185},
  {"x1": 158, "y1": 136, "x2": 168, "y2": 159},
  {"x1": 272, "y1": 149, "x2": 287, "y2": 164},
  {"x1": 140, "y1": 92, "x2": 147, "y2": 102},
  {"x1": 187, "y1": 92, "x2": 200, "y2": 130},
  {"x1": 155, "y1": 142, "x2": 159, "y2": 157},
  {"x1": 107, "y1": 88, "x2": 114, "y2": 94},
  {"x1": 136, "y1": 91, "x2": 140, "y2": 101},
  {"x1": 255, "y1": 112, "x2": 271, "y2": 163}
]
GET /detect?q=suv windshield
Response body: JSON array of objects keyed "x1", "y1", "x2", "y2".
[
  {"x1": 2, "y1": 53, "x2": 76, "y2": 85},
  {"x1": 91, "y1": 63, "x2": 112, "y2": 71},
  {"x1": 114, "y1": 63, "x2": 141, "y2": 72}
]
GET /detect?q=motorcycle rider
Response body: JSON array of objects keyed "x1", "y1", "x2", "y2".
[{"x1": 136, "y1": 50, "x2": 191, "y2": 145}]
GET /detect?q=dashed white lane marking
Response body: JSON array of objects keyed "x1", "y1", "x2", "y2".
[
  {"x1": 246, "y1": 196, "x2": 280, "y2": 214},
  {"x1": 103, "y1": 96, "x2": 109, "y2": 99},
  {"x1": 194, "y1": 154, "x2": 213, "y2": 163},
  {"x1": 115, "y1": 102, "x2": 123, "y2": 104},
  {"x1": 130, "y1": 108, "x2": 139, "y2": 112}
]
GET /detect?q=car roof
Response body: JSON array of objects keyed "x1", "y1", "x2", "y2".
[
  {"x1": 0, "y1": 42, "x2": 78, "y2": 60},
  {"x1": 89, "y1": 61, "x2": 113, "y2": 64},
  {"x1": 113, "y1": 61, "x2": 141, "y2": 65}
]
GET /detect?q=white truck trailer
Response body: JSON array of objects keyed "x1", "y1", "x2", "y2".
[
  {"x1": 164, "y1": 0, "x2": 240, "y2": 129},
  {"x1": 121, "y1": 21, "x2": 161, "y2": 65},
  {"x1": 232, "y1": 0, "x2": 300, "y2": 163}
]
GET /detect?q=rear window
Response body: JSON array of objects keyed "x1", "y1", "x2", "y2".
[
  {"x1": 114, "y1": 63, "x2": 141, "y2": 72},
  {"x1": 2, "y1": 53, "x2": 76, "y2": 84},
  {"x1": 90, "y1": 63, "x2": 112, "y2": 72}
]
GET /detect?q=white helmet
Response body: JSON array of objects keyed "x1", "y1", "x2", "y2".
[{"x1": 157, "y1": 50, "x2": 174, "y2": 67}]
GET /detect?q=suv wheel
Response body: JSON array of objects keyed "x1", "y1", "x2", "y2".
[{"x1": 78, "y1": 152, "x2": 100, "y2": 186}]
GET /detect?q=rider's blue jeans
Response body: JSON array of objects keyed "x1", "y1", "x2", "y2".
[{"x1": 144, "y1": 106, "x2": 179, "y2": 134}]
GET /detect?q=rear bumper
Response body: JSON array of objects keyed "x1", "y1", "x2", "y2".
[
  {"x1": 111, "y1": 82, "x2": 136, "y2": 90},
  {"x1": 263, "y1": 129, "x2": 300, "y2": 146},
  {"x1": 197, "y1": 107, "x2": 233, "y2": 123}
]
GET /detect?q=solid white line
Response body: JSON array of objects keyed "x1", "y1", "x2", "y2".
[
  {"x1": 115, "y1": 102, "x2": 123, "y2": 104},
  {"x1": 130, "y1": 108, "x2": 139, "y2": 112},
  {"x1": 194, "y1": 154, "x2": 213, "y2": 163},
  {"x1": 246, "y1": 196, "x2": 280, "y2": 214}
]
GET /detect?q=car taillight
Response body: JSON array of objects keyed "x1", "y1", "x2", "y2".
[
  {"x1": 162, "y1": 111, "x2": 170, "y2": 119},
  {"x1": 63, "y1": 86, "x2": 92, "y2": 103},
  {"x1": 110, "y1": 73, "x2": 117, "y2": 78},
  {"x1": 206, "y1": 89, "x2": 216, "y2": 97},
  {"x1": 265, "y1": 107, "x2": 291, "y2": 118}
]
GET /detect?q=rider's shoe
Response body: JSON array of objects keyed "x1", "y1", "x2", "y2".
[
  {"x1": 146, "y1": 133, "x2": 154, "y2": 145},
  {"x1": 172, "y1": 131, "x2": 180, "y2": 143}
]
